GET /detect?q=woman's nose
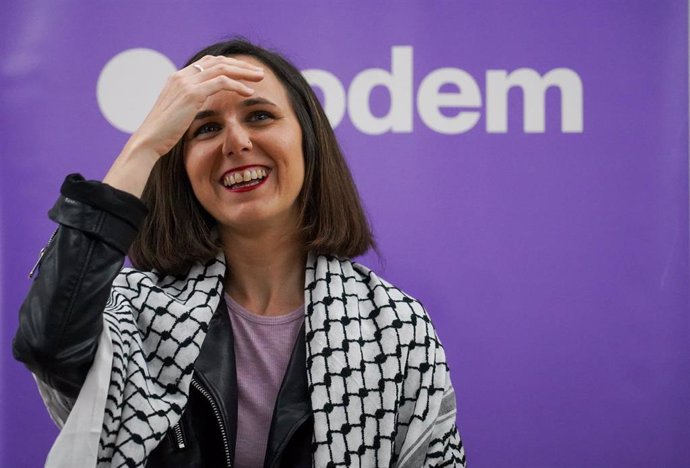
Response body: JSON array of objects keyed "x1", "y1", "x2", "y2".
[{"x1": 222, "y1": 124, "x2": 253, "y2": 156}]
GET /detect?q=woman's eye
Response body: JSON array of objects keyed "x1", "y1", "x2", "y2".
[
  {"x1": 248, "y1": 111, "x2": 274, "y2": 123},
  {"x1": 193, "y1": 122, "x2": 221, "y2": 137}
]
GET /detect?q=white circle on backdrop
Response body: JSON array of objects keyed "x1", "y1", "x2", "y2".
[{"x1": 97, "y1": 48, "x2": 176, "y2": 133}]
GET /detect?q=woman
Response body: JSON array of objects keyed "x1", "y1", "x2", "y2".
[{"x1": 13, "y1": 39, "x2": 466, "y2": 467}]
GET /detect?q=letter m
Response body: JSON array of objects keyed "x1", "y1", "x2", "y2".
[{"x1": 486, "y1": 68, "x2": 583, "y2": 133}]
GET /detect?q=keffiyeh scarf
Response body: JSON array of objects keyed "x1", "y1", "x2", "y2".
[{"x1": 39, "y1": 253, "x2": 465, "y2": 467}]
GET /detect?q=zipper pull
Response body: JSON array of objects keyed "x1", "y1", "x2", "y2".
[
  {"x1": 171, "y1": 422, "x2": 187, "y2": 450},
  {"x1": 28, "y1": 228, "x2": 58, "y2": 279}
]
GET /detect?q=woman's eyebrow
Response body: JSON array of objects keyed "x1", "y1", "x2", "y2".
[
  {"x1": 192, "y1": 110, "x2": 216, "y2": 121},
  {"x1": 242, "y1": 97, "x2": 277, "y2": 108}
]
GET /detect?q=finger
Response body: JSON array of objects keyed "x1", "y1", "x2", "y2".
[
  {"x1": 197, "y1": 75, "x2": 256, "y2": 97},
  {"x1": 207, "y1": 55, "x2": 264, "y2": 72},
  {"x1": 181, "y1": 59, "x2": 261, "y2": 81},
  {"x1": 182, "y1": 57, "x2": 214, "y2": 77},
  {"x1": 186, "y1": 55, "x2": 263, "y2": 76},
  {"x1": 193, "y1": 63, "x2": 265, "y2": 84}
]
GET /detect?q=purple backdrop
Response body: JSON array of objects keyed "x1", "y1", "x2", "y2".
[{"x1": 2, "y1": 1, "x2": 689, "y2": 467}]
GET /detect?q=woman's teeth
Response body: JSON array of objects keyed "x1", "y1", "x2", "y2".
[{"x1": 223, "y1": 168, "x2": 268, "y2": 187}]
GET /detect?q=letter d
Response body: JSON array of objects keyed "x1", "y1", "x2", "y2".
[{"x1": 348, "y1": 46, "x2": 413, "y2": 135}]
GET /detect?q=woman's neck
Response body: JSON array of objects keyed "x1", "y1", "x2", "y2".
[{"x1": 220, "y1": 227, "x2": 306, "y2": 316}]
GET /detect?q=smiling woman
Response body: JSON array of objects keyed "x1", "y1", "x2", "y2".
[
  {"x1": 12, "y1": 38, "x2": 466, "y2": 468},
  {"x1": 183, "y1": 57, "x2": 306, "y2": 246}
]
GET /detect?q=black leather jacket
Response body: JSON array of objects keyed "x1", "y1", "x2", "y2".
[{"x1": 13, "y1": 175, "x2": 313, "y2": 468}]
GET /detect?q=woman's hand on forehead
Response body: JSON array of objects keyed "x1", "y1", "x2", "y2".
[
  {"x1": 136, "y1": 55, "x2": 265, "y2": 158},
  {"x1": 103, "y1": 56, "x2": 264, "y2": 198}
]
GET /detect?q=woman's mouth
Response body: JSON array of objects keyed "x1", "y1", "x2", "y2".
[{"x1": 222, "y1": 166, "x2": 270, "y2": 192}]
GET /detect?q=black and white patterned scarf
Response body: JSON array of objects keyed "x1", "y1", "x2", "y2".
[
  {"x1": 306, "y1": 254, "x2": 465, "y2": 467},
  {"x1": 39, "y1": 253, "x2": 465, "y2": 467}
]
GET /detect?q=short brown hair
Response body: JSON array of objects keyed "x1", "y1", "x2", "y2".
[{"x1": 129, "y1": 38, "x2": 375, "y2": 276}]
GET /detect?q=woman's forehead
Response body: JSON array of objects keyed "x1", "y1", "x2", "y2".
[
  {"x1": 239, "y1": 56, "x2": 287, "y2": 92},
  {"x1": 201, "y1": 63, "x2": 294, "y2": 118},
  {"x1": 205, "y1": 57, "x2": 290, "y2": 108}
]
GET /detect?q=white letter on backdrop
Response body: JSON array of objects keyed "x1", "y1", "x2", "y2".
[
  {"x1": 348, "y1": 46, "x2": 413, "y2": 135},
  {"x1": 302, "y1": 69, "x2": 347, "y2": 128},
  {"x1": 486, "y1": 68, "x2": 584, "y2": 133},
  {"x1": 417, "y1": 68, "x2": 482, "y2": 134}
]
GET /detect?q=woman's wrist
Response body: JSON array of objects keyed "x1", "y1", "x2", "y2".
[{"x1": 103, "y1": 139, "x2": 160, "y2": 198}]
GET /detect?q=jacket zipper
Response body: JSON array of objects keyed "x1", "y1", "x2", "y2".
[
  {"x1": 29, "y1": 228, "x2": 59, "y2": 279},
  {"x1": 191, "y1": 378, "x2": 232, "y2": 468},
  {"x1": 172, "y1": 422, "x2": 186, "y2": 450}
]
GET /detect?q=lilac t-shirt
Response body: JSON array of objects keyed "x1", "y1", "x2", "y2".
[{"x1": 225, "y1": 294, "x2": 304, "y2": 468}]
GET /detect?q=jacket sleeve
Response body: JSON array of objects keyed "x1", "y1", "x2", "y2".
[{"x1": 12, "y1": 174, "x2": 148, "y2": 399}]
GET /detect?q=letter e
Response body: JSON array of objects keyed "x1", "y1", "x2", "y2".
[{"x1": 418, "y1": 68, "x2": 481, "y2": 134}]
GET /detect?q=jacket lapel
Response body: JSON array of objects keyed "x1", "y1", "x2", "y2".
[{"x1": 193, "y1": 303, "x2": 238, "y2": 461}]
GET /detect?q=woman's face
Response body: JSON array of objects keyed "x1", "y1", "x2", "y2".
[{"x1": 183, "y1": 55, "x2": 304, "y2": 236}]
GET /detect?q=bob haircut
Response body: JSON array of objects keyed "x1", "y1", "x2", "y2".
[{"x1": 129, "y1": 38, "x2": 375, "y2": 276}]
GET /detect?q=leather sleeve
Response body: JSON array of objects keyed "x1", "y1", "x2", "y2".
[{"x1": 12, "y1": 174, "x2": 148, "y2": 399}]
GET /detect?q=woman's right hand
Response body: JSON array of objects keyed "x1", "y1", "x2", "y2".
[{"x1": 103, "y1": 55, "x2": 265, "y2": 198}]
